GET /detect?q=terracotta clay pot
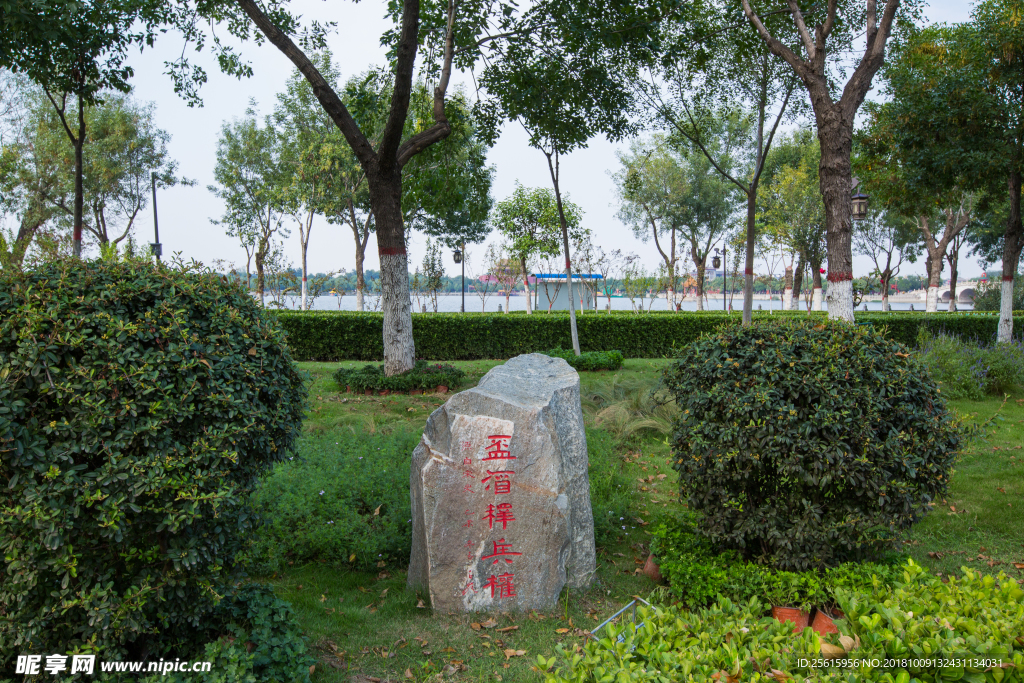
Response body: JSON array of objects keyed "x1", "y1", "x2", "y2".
[
  {"x1": 642, "y1": 554, "x2": 663, "y2": 583},
  {"x1": 378, "y1": 390, "x2": 390, "y2": 396},
  {"x1": 345, "y1": 385, "x2": 351, "y2": 393},
  {"x1": 436, "y1": 385, "x2": 449, "y2": 394},
  {"x1": 810, "y1": 609, "x2": 839, "y2": 636},
  {"x1": 409, "y1": 389, "x2": 422, "y2": 396},
  {"x1": 771, "y1": 606, "x2": 810, "y2": 633},
  {"x1": 364, "y1": 389, "x2": 374, "y2": 396}
]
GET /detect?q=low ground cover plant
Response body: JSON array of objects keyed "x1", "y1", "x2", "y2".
[
  {"x1": 247, "y1": 431, "x2": 419, "y2": 573},
  {"x1": 248, "y1": 427, "x2": 636, "y2": 572},
  {"x1": 917, "y1": 328, "x2": 1024, "y2": 399},
  {"x1": 332, "y1": 360, "x2": 466, "y2": 393},
  {"x1": 545, "y1": 348, "x2": 625, "y2": 371},
  {"x1": 540, "y1": 560, "x2": 1024, "y2": 683},
  {"x1": 663, "y1": 318, "x2": 966, "y2": 570},
  {"x1": 0, "y1": 259, "x2": 307, "y2": 667}
]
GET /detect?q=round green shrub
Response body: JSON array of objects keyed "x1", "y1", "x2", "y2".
[
  {"x1": 663, "y1": 318, "x2": 965, "y2": 571},
  {"x1": 0, "y1": 259, "x2": 306, "y2": 665}
]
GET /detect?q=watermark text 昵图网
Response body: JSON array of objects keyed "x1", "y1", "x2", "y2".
[{"x1": 16, "y1": 654, "x2": 213, "y2": 676}]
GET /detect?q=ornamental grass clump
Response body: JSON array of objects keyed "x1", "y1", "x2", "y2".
[
  {"x1": 662, "y1": 318, "x2": 965, "y2": 571},
  {"x1": 0, "y1": 259, "x2": 306, "y2": 667}
]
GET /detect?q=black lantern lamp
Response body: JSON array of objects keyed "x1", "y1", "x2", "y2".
[
  {"x1": 852, "y1": 192, "x2": 869, "y2": 221},
  {"x1": 712, "y1": 254, "x2": 721, "y2": 270},
  {"x1": 453, "y1": 248, "x2": 462, "y2": 264}
]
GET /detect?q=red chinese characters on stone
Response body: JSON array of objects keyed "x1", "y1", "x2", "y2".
[
  {"x1": 481, "y1": 470, "x2": 512, "y2": 494},
  {"x1": 480, "y1": 538, "x2": 522, "y2": 565},
  {"x1": 481, "y1": 435, "x2": 514, "y2": 461},
  {"x1": 482, "y1": 502, "x2": 515, "y2": 530},
  {"x1": 482, "y1": 573, "x2": 516, "y2": 598}
]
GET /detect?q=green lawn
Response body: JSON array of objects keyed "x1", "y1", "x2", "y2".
[{"x1": 262, "y1": 358, "x2": 1024, "y2": 683}]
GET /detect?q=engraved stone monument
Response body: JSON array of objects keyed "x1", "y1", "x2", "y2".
[{"x1": 407, "y1": 353, "x2": 596, "y2": 611}]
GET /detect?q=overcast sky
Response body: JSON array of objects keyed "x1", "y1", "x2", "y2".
[{"x1": 123, "y1": 0, "x2": 976, "y2": 282}]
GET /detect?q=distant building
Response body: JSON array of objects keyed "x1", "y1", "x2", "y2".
[{"x1": 531, "y1": 274, "x2": 602, "y2": 310}]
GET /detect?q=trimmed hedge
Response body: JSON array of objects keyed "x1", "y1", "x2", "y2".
[
  {"x1": 270, "y1": 310, "x2": 1024, "y2": 361},
  {"x1": 545, "y1": 348, "x2": 624, "y2": 371}
]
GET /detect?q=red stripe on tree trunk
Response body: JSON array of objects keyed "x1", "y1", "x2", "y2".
[
  {"x1": 379, "y1": 247, "x2": 406, "y2": 256},
  {"x1": 744, "y1": 268, "x2": 753, "y2": 275},
  {"x1": 1004, "y1": 275, "x2": 1015, "y2": 281},
  {"x1": 826, "y1": 272, "x2": 853, "y2": 282}
]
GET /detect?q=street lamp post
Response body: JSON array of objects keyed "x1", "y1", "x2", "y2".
[
  {"x1": 150, "y1": 172, "x2": 162, "y2": 262},
  {"x1": 453, "y1": 244, "x2": 464, "y2": 313}
]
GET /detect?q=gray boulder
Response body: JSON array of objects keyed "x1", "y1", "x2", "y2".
[{"x1": 407, "y1": 353, "x2": 596, "y2": 612}]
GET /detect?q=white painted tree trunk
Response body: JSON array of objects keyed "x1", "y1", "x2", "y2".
[
  {"x1": 783, "y1": 287, "x2": 794, "y2": 310},
  {"x1": 999, "y1": 278, "x2": 1014, "y2": 343},
  {"x1": 299, "y1": 244, "x2": 307, "y2": 311},
  {"x1": 926, "y1": 286, "x2": 939, "y2": 313},
  {"x1": 380, "y1": 252, "x2": 415, "y2": 375},
  {"x1": 524, "y1": 277, "x2": 533, "y2": 314},
  {"x1": 696, "y1": 293, "x2": 704, "y2": 310},
  {"x1": 812, "y1": 287, "x2": 822, "y2": 311},
  {"x1": 827, "y1": 280, "x2": 853, "y2": 321},
  {"x1": 882, "y1": 295, "x2": 889, "y2": 313},
  {"x1": 356, "y1": 287, "x2": 364, "y2": 312}
]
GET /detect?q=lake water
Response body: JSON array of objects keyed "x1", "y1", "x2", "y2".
[{"x1": 264, "y1": 292, "x2": 974, "y2": 313}]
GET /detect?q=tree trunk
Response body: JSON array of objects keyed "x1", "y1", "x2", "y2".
[
  {"x1": 521, "y1": 257, "x2": 533, "y2": 314},
  {"x1": 301, "y1": 239, "x2": 309, "y2": 312},
  {"x1": 545, "y1": 148, "x2": 580, "y2": 356},
  {"x1": 255, "y1": 245, "x2": 267, "y2": 307},
  {"x1": 370, "y1": 167, "x2": 415, "y2": 374},
  {"x1": 792, "y1": 256, "x2": 805, "y2": 311},
  {"x1": 72, "y1": 96, "x2": 85, "y2": 258},
  {"x1": 349, "y1": 203, "x2": 370, "y2": 313},
  {"x1": 742, "y1": 189, "x2": 756, "y2": 325},
  {"x1": 880, "y1": 269, "x2": 890, "y2": 313},
  {"x1": 924, "y1": 249, "x2": 943, "y2": 313},
  {"x1": 694, "y1": 257, "x2": 706, "y2": 311},
  {"x1": 817, "y1": 110, "x2": 855, "y2": 322},
  {"x1": 810, "y1": 260, "x2": 823, "y2": 311},
  {"x1": 1000, "y1": 169, "x2": 1024, "y2": 342},
  {"x1": 783, "y1": 263, "x2": 794, "y2": 311},
  {"x1": 947, "y1": 249, "x2": 958, "y2": 313}
]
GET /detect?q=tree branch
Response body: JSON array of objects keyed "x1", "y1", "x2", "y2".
[
  {"x1": 786, "y1": 0, "x2": 817, "y2": 60},
  {"x1": 740, "y1": 0, "x2": 808, "y2": 74},
  {"x1": 397, "y1": 0, "x2": 457, "y2": 167},
  {"x1": 379, "y1": 0, "x2": 424, "y2": 165},
  {"x1": 233, "y1": 0, "x2": 377, "y2": 170},
  {"x1": 840, "y1": 0, "x2": 899, "y2": 120}
]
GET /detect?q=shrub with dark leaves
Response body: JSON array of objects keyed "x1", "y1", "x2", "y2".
[
  {"x1": 662, "y1": 318, "x2": 965, "y2": 571},
  {"x1": 0, "y1": 258, "x2": 306, "y2": 666}
]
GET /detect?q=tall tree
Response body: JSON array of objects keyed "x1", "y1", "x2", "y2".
[
  {"x1": 493, "y1": 184, "x2": 580, "y2": 314},
  {"x1": 739, "y1": 0, "x2": 914, "y2": 321},
  {"x1": 0, "y1": 0, "x2": 178, "y2": 258},
  {"x1": 761, "y1": 128, "x2": 826, "y2": 310},
  {"x1": 209, "y1": 104, "x2": 289, "y2": 307},
  {"x1": 77, "y1": 94, "x2": 187, "y2": 249},
  {"x1": 863, "y1": 4, "x2": 1024, "y2": 340},
  {"x1": 184, "y1": 0, "x2": 508, "y2": 375},
  {"x1": 477, "y1": 0, "x2": 676, "y2": 353},
  {"x1": 639, "y1": 2, "x2": 799, "y2": 325},
  {"x1": 853, "y1": 209, "x2": 919, "y2": 312},
  {"x1": 613, "y1": 136, "x2": 688, "y2": 309},
  {"x1": 273, "y1": 52, "x2": 343, "y2": 311}
]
